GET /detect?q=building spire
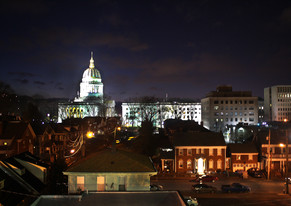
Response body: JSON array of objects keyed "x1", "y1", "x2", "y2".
[{"x1": 89, "y1": 51, "x2": 95, "y2": 69}]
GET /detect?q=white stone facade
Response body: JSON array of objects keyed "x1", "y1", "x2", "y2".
[
  {"x1": 264, "y1": 85, "x2": 291, "y2": 122},
  {"x1": 57, "y1": 53, "x2": 114, "y2": 123},
  {"x1": 122, "y1": 102, "x2": 201, "y2": 128}
]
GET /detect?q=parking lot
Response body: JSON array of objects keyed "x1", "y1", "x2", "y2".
[{"x1": 151, "y1": 174, "x2": 291, "y2": 205}]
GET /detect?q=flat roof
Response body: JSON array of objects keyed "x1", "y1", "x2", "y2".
[{"x1": 32, "y1": 191, "x2": 186, "y2": 206}]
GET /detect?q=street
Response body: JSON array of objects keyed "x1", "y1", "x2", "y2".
[{"x1": 151, "y1": 175, "x2": 291, "y2": 205}]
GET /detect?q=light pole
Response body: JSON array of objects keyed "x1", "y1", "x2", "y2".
[
  {"x1": 112, "y1": 126, "x2": 121, "y2": 152},
  {"x1": 283, "y1": 118, "x2": 289, "y2": 194},
  {"x1": 267, "y1": 129, "x2": 271, "y2": 180},
  {"x1": 285, "y1": 130, "x2": 289, "y2": 194}
]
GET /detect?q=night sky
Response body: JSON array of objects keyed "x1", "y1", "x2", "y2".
[{"x1": 1, "y1": 0, "x2": 291, "y2": 101}]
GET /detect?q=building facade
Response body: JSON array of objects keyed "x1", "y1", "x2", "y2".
[
  {"x1": 260, "y1": 129, "x2": 291, "y2": 176},
  {"x1": 264, "y1": 85, "x2": 291, "y2": 122},
  {"x1": 63, "y1": 149, "x2": 157, "y2": 193},
  {"x1": 0, "y1": 121, "x2": 36, "y2": 159},
  {"x1": 173, "y1": 131, "x2": 226, "y2": 174},
  {"x1": 122, "y1": 102, "x2": 201, "y2": 128},
  {"x1": 228, "y1": 143, "x2": 259, "y2": 172},
  {"x1": 58, "y1": 53, "x2": 115, "y2": 123},
  {"x1": 201, "y1": 85, "x2": 258, "y2": 141}
]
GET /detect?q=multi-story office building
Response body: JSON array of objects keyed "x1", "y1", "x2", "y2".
[
  {"x1": 122, "y1": 102, "x2": 201, "y2": 128},
  {"x1": 258, "y1": 97, "x2": 264, "y2": 123},
  {"x1": 201, "y1": 85, "x2": 258, "y2": 136},
  {"x1": 264, "y1": 85, "x2": 291, "y2": 122}
]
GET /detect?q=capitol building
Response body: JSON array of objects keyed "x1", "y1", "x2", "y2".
[{"x1": 58, "y1": 53, "x2": 115, "y2": 123}]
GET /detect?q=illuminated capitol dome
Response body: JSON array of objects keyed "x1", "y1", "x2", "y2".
[
  {"x1": 76, "y1": 52, "x2": 104, "y2": 101},
  {"x1": 58, "y1": 52, "x2": 115, "y2": 122}
]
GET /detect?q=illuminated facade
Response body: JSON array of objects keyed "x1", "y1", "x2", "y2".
[
  {"x1": 121, "y1": 102, "x2": 201, "y2": 128},
  {"x1": 173, "y1": 132, "x2": 227, "y2": 174},
  {"x1": 58, "y1": 53, "x2": 115, "y2": 123},
  {"x1": 201, "y1": 85, "x2": 258, "y2": 141},
  {"x1": 264, "y1": 85, "x2": 291, "y2": 122}
]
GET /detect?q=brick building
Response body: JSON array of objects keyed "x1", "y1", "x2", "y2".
[
  {"x1": 257, "y1": 128, "x2": 291, "y2": 176},
  {"x1": 173, "y1": 131, "x2": 226, "y2": 174},
  {"x1": 228, "y1": 143, "x2": 259, "y2": 172}
]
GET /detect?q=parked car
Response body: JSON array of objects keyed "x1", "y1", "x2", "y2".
[
  {"x1": 221, "y1": 183, "x2": 251, "y2": 193},
  {"x1": 247, "y1": 168, "x2": 263, "y2": 178},
  {"x1": 192, "y1": 183, "x2": 217, "y2": 193},
  {"x1": 285, "y1": 177, "x2": 291, "y2": 184},
  {"x1": 190, "y1": 175, "x2": 219, "y2": 182},
  {"x1": 150, "y1": 184, "x2": 163, "y2": 191},
  {"x1": 183, "y1": 196, "x2": 199, "y2": 206}
]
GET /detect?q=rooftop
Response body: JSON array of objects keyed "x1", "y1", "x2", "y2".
[
  {"x1": 32, "y1": 191, "x2": 186, "y2": 206},
  {"x1": 173, "y1": 131, "x2": 226, "y2": 147},
  {"x1": 65, "y1": 149, "x2": 156, "y2": 173}
]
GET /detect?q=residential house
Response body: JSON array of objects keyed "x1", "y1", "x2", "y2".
[
  {"x1": 173, "y1": 131, "x2": 227, "y2": 174},
  {"x1": 63, "y1": 149, "x2": 157, "y2": 194},
  {"x1": 0, "y1": 121, "x2": 36, "y2": 160},
  {"x1": 256, "y1": 128, "x2": 291, "y2": 176},
  {"x1": 228, "y1": 143, "x2": 259, "y2": 172}
]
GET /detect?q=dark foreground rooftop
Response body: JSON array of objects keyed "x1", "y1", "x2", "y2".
[{"x1": 31, "y1": 191, "x2": 186, "y2": 206}]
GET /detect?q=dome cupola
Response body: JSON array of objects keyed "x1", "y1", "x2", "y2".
[{"x1": 82, "y1": 52, "x2": 101, "y2": 82}]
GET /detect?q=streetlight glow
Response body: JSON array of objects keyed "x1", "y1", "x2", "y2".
[
  {"x1": 86, "y1": 131, "x2": 94, "y2": 138},
  {"x1": 70, "y1": 149, "x2": 75, "y2": 154},
  {"x1": 279, "y1": 143, "x2": 285, "y2": 147}
]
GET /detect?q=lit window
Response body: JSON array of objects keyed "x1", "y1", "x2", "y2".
[
  {"x1": 201, "y1": 148, "x2": 204, "y2": 154},
  {"x1": 209, "y1": 148, "x2": 213, "y2": 156},
  {"x1": 217, "y1": 148, "x2": 222, "y2": 156},
  {"x1": 187, "y1": 159, "x2": 192, "y2": 169},
  {"x1": 209, "y1": 159, "x2": 213, "y2": 169},
  {"x1": 217, "y1": 159, "x2": 222, "y2": 169},
  {"x1": 187, "y1": 149, "x2": 192, "y2": 156},
  {"x1": 179, "y1": 159, "x2": 183, "y2": 168},
  {"x1": 248, "y1": 155, "x2": 253, "y2": 160},
  {"x1": 236, "y1": 155, "x2": 241, "y2": 160},
  {"x1": 77, "y1": 176, "x2": 85, "y2": 191},
  {"x1": 179, "y1": 149, "x2": 183, "y2": 155}
]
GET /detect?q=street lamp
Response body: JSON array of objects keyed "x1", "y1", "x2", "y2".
[
  {"x1": 86, "y1": 131, "x2": 94, "y2": 139},
  {"x1": 285, "y1": 126, "x2": 289, "y2": 194},
  {"x1": 283, "y1": 118, "x2": 289, "y2": 194},
  {"x1": 112, "y1": 126, "x2": 121, "y2": 152},
  {"x1": 267, "y1": 129, "x2": 271, "y2": 180}
]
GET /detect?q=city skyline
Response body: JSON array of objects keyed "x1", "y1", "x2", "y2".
[{"x1": 1, "y1": 0, "x2": 291, "y2": 101}]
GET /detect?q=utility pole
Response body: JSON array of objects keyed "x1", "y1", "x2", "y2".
[
  {"x1": 268, "y1": 129, "x2": 271, "y2": 180},
  {"x1": 285, "y1": 128, "x2": 289, "y2": 194}
]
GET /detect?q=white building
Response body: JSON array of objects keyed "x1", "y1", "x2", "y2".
[
  {"x1": 122, "y1": 102, "x2": 201, "y2": 128},
  {"x1": 264, "y1": 85, "x2": 291, "y2": 122},
  {"x1": 58, "y1": 53, "x2": 115, "y2": 123},
  {"x1": 201, "y1": 85, "x2": 258, "y2": 139}
]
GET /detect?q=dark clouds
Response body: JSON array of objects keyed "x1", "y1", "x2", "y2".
[{"x1": 0, "y1": 0, "x2": 291, "y2": 101}]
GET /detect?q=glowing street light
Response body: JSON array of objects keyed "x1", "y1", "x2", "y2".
[
  {"x1": 70, "y1": 149, "x2": 75, "y2": 154},
  {"x1": 86, "y1": 131, "x2": 94, "y2": 139},
  {"x1": 279, "y1": 143, "x2": 285, "y2": 147}
]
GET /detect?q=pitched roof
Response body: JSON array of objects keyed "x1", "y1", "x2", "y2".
[
  {"x1": 173, "y1": 131, "x2": 226, "y2": 147},
  {"x1": 65, "y1": 149, "x2": 156, "y2": 173},
  {"x1": 228, "y1": 143, "x2": 258, "y2": 154},
  {"x1": 0, "y1": 121, "x2": 29, "y2": 140}
]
